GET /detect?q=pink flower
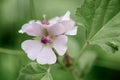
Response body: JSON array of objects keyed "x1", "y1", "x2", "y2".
[
  {"x1": 51, "y1": 11, "x2": 77, "y2": 35},
  {"x1": 19, "y1": 11, "x2": 77, "y2": 65}
]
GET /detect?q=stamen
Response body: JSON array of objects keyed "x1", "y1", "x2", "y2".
[{"x1": 42, "y1": 15, "x2": 49, "y2": 25}]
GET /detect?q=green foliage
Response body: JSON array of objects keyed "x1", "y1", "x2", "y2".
[
  {"x1": 96, "y1": 50, "x2": 120, "y2": 70},
  {"x1": 17, "y1": 62, "x2": 49, "y2": 80},
  {"x1": 73, "y1": 45, "x2": 106, "y2": 78},
  {"x1": 13, "y1": 0, "x2": 120, "y2": 79},
  {"x1": 76, "y1": 0, "x2": 120, "y2": 54},
  {"x1": 1, "y1": 0, "x2": 120, "y2": 80},
  {"x1": 17, "y1": 62, "x2": 74, "y2": 80},
  {"x1": 78, "y1": 45, "x2": 105, "y2": 75},
  {"x1": 51, "y1": 64, "x2": 74, "y2": 80},
  {"x1": 75, "y1": 0, "x2": 120, "y2": 79}
]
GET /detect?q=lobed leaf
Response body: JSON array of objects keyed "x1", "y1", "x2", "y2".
[
  {"x1": 76, "y1": 0, "x2": 120, "y2": 54},
  {"x1": 17, "y1": 62, "x2": 51, "y2": 80}
]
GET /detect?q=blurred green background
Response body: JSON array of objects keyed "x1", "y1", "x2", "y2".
[{"x1": 0, "y1": 0, "x2": 120, "y2": 80}]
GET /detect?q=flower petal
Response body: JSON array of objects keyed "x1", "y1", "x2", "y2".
[
  {"x1": 21, "y1": 40, "x2": 43, "y2": 60},
  {"x1": 37, "y1": 46, "x2": 57, "y2": 65},
  {"x1": 19, "y1": 20, "x2": 43, "y2": 36},
  {"x1": 61, "y1": 20, "x2": 75, "y2": 31},
  {"x1": 61, "y1": 11, "x2": 70, "y2": 21},
  {"x1": 53, "y1": 35, "x2": 68, "y2": 56},
  {"x1": 49, "y1": 17, "x2": 60, "y2": 26},
  {"x1": 48, "y1": 23, "x2": 65, "y2": 36},
  {"x1": 59, "y1": 11, "x2": 77, "y2": 35},
  {"x1": 65, "y1": 26, "x2": 77, "y2": 35}
]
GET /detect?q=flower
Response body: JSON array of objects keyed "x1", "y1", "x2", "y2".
[
  {"x1": 19, "y1": 11, "x2": 77, "y2": 65},
  {"x1": 51, "y1": 11, "x2": 77, "y2": 35}
]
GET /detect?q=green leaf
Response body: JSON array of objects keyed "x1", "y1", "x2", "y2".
[
  {"x1": 91, "y1": 12, "x2": 120, "y2": 53},
  {"x1": 41, "y1": 72, "x2": 53, "y2": 80},
  {"x1": 17, "y1": 62, "x2": 48, "y2": 80},
  {"x1": 76, "y1": 0, "x2": 120, "y2": 54}
]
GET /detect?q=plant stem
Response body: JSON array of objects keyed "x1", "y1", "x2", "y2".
[
  {"x1": 74, "y1": 40, "x2": 88, "y2": 65},
  {"x1": 59, "y1": 63, "x2": 78, "y2": 80},
  {"x1": 0, "y1": 48, "x2": 24, "y2": 56},
  {"x1": 30, "y1": 0, "x2": 36, "y2": 19},
  {"x1": 70, "y1": 68, "x2": 82, "y2": 80},
  {"x1": 57, "y1": 56, "x2": 80, "y2": 80}
]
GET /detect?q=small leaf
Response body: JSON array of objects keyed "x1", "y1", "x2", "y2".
[{"x1": 17, "y1": 62, "x2": 48, "y2": 80}]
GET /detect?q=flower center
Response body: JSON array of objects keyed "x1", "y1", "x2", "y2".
[
  {"x1": 42, "y1": 20, "x2": 49, "y2": 25},
  {"x1": 41, "y1": 36, "x2": 51, "y2": 44},
  {"x1": 42, "y1": 15, "x2": 49, "y2": 25}
]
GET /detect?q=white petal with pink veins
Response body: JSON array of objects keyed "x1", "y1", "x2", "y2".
[
  {"x1": 48, "y1": 23, "x2": 65, "y2": 36},
  {"x1": 37, "y1": 46, "x2": 57, "y2": 65},
  {"x1": 21, "y1": 40, "x2": 43, "y2": 60},
  {"x1": 53, "y1": 35, "x2": 68, "y2": 56},
  {"x1": 19, "y1": 20, "x2": 43, "y2": 36}
]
